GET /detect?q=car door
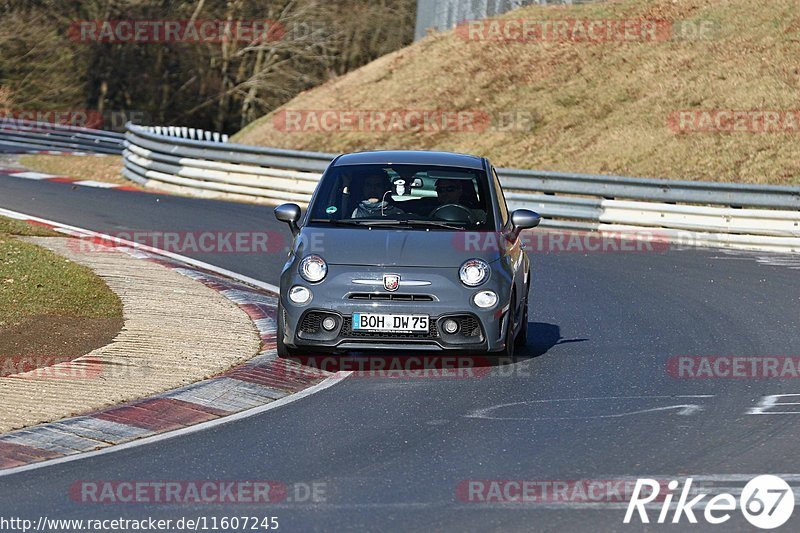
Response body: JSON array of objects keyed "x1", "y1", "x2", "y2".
[{"x1": 491, "y1": 166, "x2": 527, "y2": 313}]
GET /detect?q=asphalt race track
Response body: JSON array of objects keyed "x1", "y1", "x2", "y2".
[{"x1": 2, "y1": 174, "x2": 800, "y2": 531}]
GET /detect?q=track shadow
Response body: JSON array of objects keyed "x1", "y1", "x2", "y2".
[
  {"x1": 513, "y1": 322, "x2": 588, "y2": 362},
  {"x1": 282, "y1": 322, "x2": 585, "y2": 373}
]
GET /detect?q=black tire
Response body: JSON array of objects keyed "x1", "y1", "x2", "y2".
[
  {"x1": 515, "y1": 296, "x2": 529, "y2": 347},
  {"x1": 276, "y1": 302, "x2": 294, "y2": 358},
  {"x1": 495, "y1": 294, "x2": 516, "y2": 360},
  {"x1": 516, "y1": 275, "x2": 530, "y2": 347}
]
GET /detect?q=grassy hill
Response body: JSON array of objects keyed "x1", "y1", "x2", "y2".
[{"x1": 233, "y1": 0, "x2": 800, "y2": 185}]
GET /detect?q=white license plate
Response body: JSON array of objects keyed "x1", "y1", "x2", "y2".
[{"x1": 352, "y1": 313, "x2": 429, "y2": 333}]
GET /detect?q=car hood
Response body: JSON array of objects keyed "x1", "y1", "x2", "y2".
[{"x1": 295, "y1": 227, "x2": 503, "y2": 267}]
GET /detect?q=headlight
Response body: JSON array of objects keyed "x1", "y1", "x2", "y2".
[
  {"x1": 459, "y1": 258, "x2": 489, "y2": 287},
  {"x1": 299, "y1": 255, "x2": 327, "y2": 282},
  {"x1": 473, "y1": 290, "x2": 498, "y2": 309},
  {"x1": 289, "y1": 285, "x2": 312, "y2": 304}
]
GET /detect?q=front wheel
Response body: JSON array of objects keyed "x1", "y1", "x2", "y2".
[
  {"x1": 515, "y1": 295, "x2": 529, "y2": 347},
  {"x1": 495, "y1": 296, "x2": 516, "y2": 360},
  {"x1": 276, "y1": 302, "x2": 294, "y2": 358}
]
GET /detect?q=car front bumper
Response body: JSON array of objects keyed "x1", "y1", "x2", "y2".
[{"x1": 280, "y1": 264, "x2": 513, "y2": 353}]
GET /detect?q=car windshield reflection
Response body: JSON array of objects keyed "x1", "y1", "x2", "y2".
[{"x1": 307, "y1": 164, "x2": 495, "y2": 230}]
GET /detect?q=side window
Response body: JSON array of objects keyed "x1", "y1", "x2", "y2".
[{"x1": 492, "y1": 167, "x2": 510, "y2": 228}]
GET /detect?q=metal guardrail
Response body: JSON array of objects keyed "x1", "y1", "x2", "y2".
[
  {"x1": 499, "y1": 169, "x2": 800, "y2": 210},
  {"x1": 0, "y1": 119, "x2": 792, "y2": 254},
  {"x1": 0, "y1": 118, "x2": 124, "y2": 155},
  {"x1": 140, "y1": 125, "x2": 231, "y2": 143},
  {"x1": 122, "y1": 123, "x2": 800, "y2": 253},
  {"x1": 122, "y1": 123, "x2": 332, "y2": 203}
]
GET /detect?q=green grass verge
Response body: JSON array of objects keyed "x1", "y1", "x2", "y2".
[
  {"x1": 0, "y1": 216, "x2": 123, "y2": 328},
  {"x1": 0, "y1": 216, "x2": 61, "y2": 237}
]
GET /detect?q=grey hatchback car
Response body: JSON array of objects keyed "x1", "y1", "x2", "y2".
[{"x1": 274, "y1": 150, "x2": 540, "y2": 358}]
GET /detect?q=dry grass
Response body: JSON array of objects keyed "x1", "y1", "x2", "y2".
[
  {"x1": 14, "y1": 153, "x2": 277, "y2": 205},
  {"x1": 0, "y1": 85, "x2": 11, "y2": 107},
  {"x1": 18, "y1": 154, "x2": 132, "y2": 186},
  {"x1": 234, "y1": 0, "x2": 800, "y2": 185}
]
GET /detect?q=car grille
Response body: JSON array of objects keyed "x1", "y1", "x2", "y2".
[
  {"x1": 348, "y1": 293, "x2": 434, "y2": 302},
  {"x1": 300, "y1": 312, "x2": 323, "y2": 334},
  {"x1": 341, "y1": 316, "x2": 440, "y2": 339},
  {"x1": 460, "y1": 316, "x2": 481, "y2": 338}
]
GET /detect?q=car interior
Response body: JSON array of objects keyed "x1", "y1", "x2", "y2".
[{"x1": 310, "y1": 164, "x2": 493, "y2": 228}]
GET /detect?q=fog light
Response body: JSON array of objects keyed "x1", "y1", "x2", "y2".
[
  {"x1": 322, "y1": 316, "x2": 337, "y2": 331},
  {"x1": 289, "y1": 285, "x2": 311, "y2": 304},
  {"x1": 473, "y1": 290, "x2": 498, "y2": 309},
  {"x1": 443, "y1": 319, "x2": 459, "y2": 334}
]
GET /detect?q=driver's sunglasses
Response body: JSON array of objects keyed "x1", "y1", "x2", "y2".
[{"x1": 437, "y1": 186, "x2": 459, "y2": 193}]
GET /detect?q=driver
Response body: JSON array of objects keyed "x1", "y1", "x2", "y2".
[
  {"x1": 434, "y1": 179, "x2": 464, "y2": 206},
  {"x1": 431, "y1": 178, "x2": 486, "y2": 224},
  {"x1": 351, "y1": 174, "x2": 404, "y2": 218}
]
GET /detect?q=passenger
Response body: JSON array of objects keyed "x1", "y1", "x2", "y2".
[{"x1": 351, "y1": 174, "x2": 404, "y2": 218}]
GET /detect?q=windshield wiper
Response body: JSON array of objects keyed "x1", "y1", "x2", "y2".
[
  {"x1": 399, "y1": 219, "x2": 466, "y2": 231},
  {"x1": 308, "y1": 218, "x2": 402, "y2": 226},
  {"x1": 308, "y1": 218, "x2": 465, "y2": 230}
]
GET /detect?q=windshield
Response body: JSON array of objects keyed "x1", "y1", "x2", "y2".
[{"x1": 307, "y1": 164, "x2": 496, "y2": 230}]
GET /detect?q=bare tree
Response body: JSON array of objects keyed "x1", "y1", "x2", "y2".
[{"x1": 0, "y1": 0, "x2": 416, "y2": 132}]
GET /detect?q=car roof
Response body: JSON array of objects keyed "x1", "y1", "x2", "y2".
[{"x1": 332, "y1": 150, "x2": 486, "y2": 170}]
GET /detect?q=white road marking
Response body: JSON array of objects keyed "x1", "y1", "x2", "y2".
[
  {"x1": 749, "y1": 394, "x2": 800, "y2": 415},
  {"x1": 0, "y1": 207, "x2": 280, "y2": 293},
  {"x1": 0, "y1": 207, "x2": 352, "y2": 476},
  {"x1": 712, "y1": 250, "x2": 800, "y2": 270},
  {"x1": 0, "y1": 372, "x2": 349, "y2": 478},
  {"x1": 466, "y1": 395, "x2": 714, "y2": 421},
  {"x1": 73, "y1": 180, "x2": 119, "y2": 188},
  {"x1": 8, "y1": 171, "x2": 55, "y2": 180}
]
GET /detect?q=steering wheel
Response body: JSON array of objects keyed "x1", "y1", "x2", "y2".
[{"x1": 429, "y1": 204, "x2": 475, "y2": 224}]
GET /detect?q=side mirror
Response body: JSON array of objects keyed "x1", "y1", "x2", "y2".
[
  {"x1": 511, "y1": 209, "x2": 541, "y2": 233},
  {"x1": 274, "y1": 203, "x2": 301, "y2": 236}
]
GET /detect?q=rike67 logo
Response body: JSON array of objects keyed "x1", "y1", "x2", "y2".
[{"x1": 624, "y1": 475, "x2": 794, "y2": 529}]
